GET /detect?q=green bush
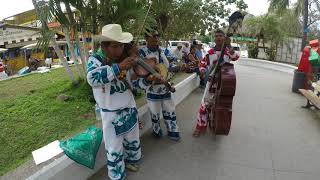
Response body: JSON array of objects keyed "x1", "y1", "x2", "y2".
[
  {"x1": 265, "y1": 47, "x2": 277, "y2": 61},
  {"x1": 248, "y1": 44, "x2": 259, "y2": 58}
]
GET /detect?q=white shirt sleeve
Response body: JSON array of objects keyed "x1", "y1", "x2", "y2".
[{"x1": 160, "y1": 51, "x2": 170, "y2": 68}]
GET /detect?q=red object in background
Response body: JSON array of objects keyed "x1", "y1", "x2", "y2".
[
  {"x1": 298, "y1": 47, "x2": 312, "y2": 73},
  {"x1": 0, "y1": 62, "x2": 4, "y2": 72},
  {"x1": 309, "y1": 39, "x2": 320, "y2": 54},
  {"x1": 310, "y1": 39, "x2": 319, "y2": 48},
  {"x1": 297, "y1": 47, "x2": 313, "y2": 89}
]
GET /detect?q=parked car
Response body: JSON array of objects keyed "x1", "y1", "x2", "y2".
[
  {"x1": 168, "y1": 40, "x2": 189, "y2": 52},
  {"x1": 239, "y1": 44, "x2": 249, "y2": 58},
  {"x1": 240, "y1": 49, "x2": 248, "y2": 58},
  {"x1": 231, "y1": 43, "x2": 240, "y2": 54},
  {"x1": 231, "y1": 43, "x2": 248, "y2": 58}
]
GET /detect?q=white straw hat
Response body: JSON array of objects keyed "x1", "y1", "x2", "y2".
[{"x1": 95, "y1": 24, "x2": 133, "y2": 43}]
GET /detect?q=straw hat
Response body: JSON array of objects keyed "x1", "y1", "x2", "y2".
[{"x1": 95, "y1": 24, "x2": 133, "y2": 43}]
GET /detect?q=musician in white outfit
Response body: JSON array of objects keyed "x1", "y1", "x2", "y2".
[
  {"x1": 138, "y1": 29, "x2": 181, "y2": 141},
  {"x1": 87, "y1": 24, "x2": 155, "y2": 180}
]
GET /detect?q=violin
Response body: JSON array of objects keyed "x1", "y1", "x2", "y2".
[
  {"x1": 133, "y1": 58, "x2": 167, "y2": 80},
  {"x1": 121, "y1": 43, "x2": 175, "y2": 93},
  {"x1": 135, "y1": 57, "x2": 175, "y2": 93}
]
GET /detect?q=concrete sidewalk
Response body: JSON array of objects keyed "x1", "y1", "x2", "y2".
[{"x1": 90, "y1": 64, "x2": 320, "y2": 180}]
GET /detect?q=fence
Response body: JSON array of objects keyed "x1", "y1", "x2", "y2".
[{"x1": 276, "y1": 37, "x2": 302, "y2": 65}]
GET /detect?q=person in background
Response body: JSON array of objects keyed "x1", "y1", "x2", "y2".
[
  {"x1": 186, "y1": 45, "x2": 199, "y2": 64},
  {"x1": 45, "y1": 58, "x2": 52, "y2": 69},
  {"x1": 27, "y1": 54, "x2": 40, "y2": 71},
  {"x1": 173, "y1": 43, "x2": 184, "y2": 61},
  {"x1": 0, "y1": 62, "x2": 8, "y2": 80},
  {"x1": 182, "y1": 42, "x2": 190, "y2": 57},
  {"x1": 164, "y1": 43, "x2": 177, "y2": 63},
  {"x1": 185, "y1": 45, "x2": 206, "y2": 86},
  {"x1": 195, "y1": 41, "x2": 204, "y2": 60}
]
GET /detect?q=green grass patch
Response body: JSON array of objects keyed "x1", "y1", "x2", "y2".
[
  {"x1": 0, "y1": 68, "x2": 97, "y2": 176},
  {"x1": 0, "y1": 68, "x2": 190, "y2": 176}
]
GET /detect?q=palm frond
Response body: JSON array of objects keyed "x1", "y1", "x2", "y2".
[
  {"x1": 293, "y1": 0, "x2": 304, "y2": 16},
  {"x1": 268, "y1": 0, "x2": 290, "y2": 14},
  {"x1": 49, "y1": 0, "x2": 70, "y2": 26},
  {"x1": 32, "y1": 0, "x2": 55, "y2": 52}
]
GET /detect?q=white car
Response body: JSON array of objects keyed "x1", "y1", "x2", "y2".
[
  {"x1": 168, "y1": 40, "x2": 189, "y2": 52},
  {"x1": 240, "y1": 49, "x2": 248, "y2": 58},
  {"x1": 231, "y1": 43, "x2": 240, "y2": 55},
  {"x1": 231, "y1": 43, "x2": 249, "y2": 58},
  {"x1": 239, "y1": 44, "x2": 249, "y2": 58}
]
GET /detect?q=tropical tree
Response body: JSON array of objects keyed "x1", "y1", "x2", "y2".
[
  {"x1": 268, "y1": 0, "x2": 320, "y2": 49},
  {"x1": 63, "y1": 0, "x2": 88, "y2": 68},
  {"x1": 146, "y1": 0, "x2": 247, "y2": 44},
  {"x1": 49, "y1": 0, "x2": 84, "y2": 79},
  {"x1": 243, "y1": 14, "x2": 288, "y2": 60},
  {"x1": 32, "y1": 0, "x2": 77, "y2": 84},
  {"x1": 68, "y1": 0, "x2": 155, "y2": 52},
  {"x1": 35, "y1": 0, "x2": 249, "y2": 70}
]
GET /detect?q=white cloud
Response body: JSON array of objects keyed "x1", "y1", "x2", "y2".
[
  {"x1": 244, "y1": 0, "x2": 270, "y2": 16},
  {"x1": 0, "y1": 0, "x2": 34, "y2": 20}
]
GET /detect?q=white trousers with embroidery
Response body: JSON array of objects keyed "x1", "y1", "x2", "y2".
[
  {"x1": 101, "y1": 111, "x2": 141, "y2": 180},
  {"x1": 147, "y1": 98, "x2": 179, "y2": 136}
]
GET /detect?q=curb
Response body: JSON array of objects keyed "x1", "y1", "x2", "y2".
[{"x1": 236, "y1": 58, "x2": 297, "y2": 75}]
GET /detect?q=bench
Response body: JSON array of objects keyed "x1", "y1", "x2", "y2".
[{"x1": 299, "y1": 82, "x2": 320, "y2": 109}]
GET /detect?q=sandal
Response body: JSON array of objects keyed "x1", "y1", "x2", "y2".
[
  {"x1": 193, "y1": 129, "x2": 201, "y2": 137},
  {"x1": 125, "y1": 163, "x2": 139, "y2": 172},
  {"x1": 138, "y1": 120, "x2": 143, "y2": 129}
]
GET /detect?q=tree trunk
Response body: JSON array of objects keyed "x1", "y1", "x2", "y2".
[
  {"x1": 275, "y1": 43, "x2": 279, "y2": 62},
  {"x1": 51, "y1": 37, "x2": 77, "y2": 84},
  {"x1": 91, "y1": 0, "x2": 98, "y2": 34},
  {"x1": 33, "y1": 0, "x2": 77, "y2": 84},
  {"x1": 80, "y1": 29, "x2": 90, "y2": 63},
  {"x1": 63, "y1": 27, "x2": 83, "y2": 79},
  {"x1": 64, "y1": 1, "x2": 86, "y2": 79},
  {"x1": 301, "y1": 0, "x2": 309, "y2": 50},
  {"x1": 75, "y1": 30, "x2": 87, "y2": 73}
]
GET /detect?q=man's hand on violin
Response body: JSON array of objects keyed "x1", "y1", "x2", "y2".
[
  {"x1": 146, "y1": 74, "x2": 163, "y2": 85},
  {"x1": 119, "y1": 57, "x2": 137, "y2": 70}
]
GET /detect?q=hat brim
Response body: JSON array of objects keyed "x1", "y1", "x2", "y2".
[{"x1": 94, "y1": 32, "x2": 133, "y2": 43}]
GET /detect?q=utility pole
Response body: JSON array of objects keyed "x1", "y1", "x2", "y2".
[{"x1": 301, "y1": 0, "x2": 309, "y2": 50}]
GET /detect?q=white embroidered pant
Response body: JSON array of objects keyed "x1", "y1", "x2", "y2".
[
  {"x1": 147, "y1": 98, "x2": 179, "y2": 135},
  {"x1": 101, "y1": 111, "x2": 141, "y2": 180}
]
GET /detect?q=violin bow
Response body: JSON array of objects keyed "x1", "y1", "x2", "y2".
[
  {"x1": 134, "y1": 1, "x2": 153, "y2": 45},
  {"x1": 118, "y1": 2, "x2": 153, "y2": 88},
  {"x1": 132, "y1": 1, "x2": 176, "y2": 93}
]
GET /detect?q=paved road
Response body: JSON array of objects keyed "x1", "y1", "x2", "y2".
[{"x1": 90, "y1": 64, "x2": 320, "y2": 180}]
